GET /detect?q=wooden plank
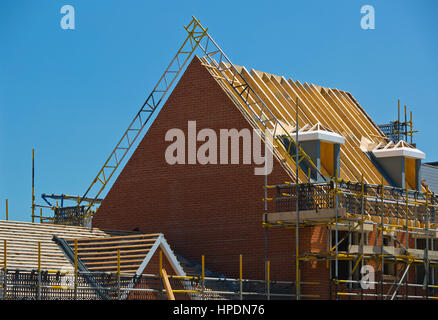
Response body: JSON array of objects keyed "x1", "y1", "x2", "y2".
[
  {"x1": 266, "y1": 208, "x2": 346, "y2": 223},
  {"x1": 319, "y1": 87, "x2": 384, "y2": 184},
  {"x1": 250, "y1": 70, "x2": 295, "y2": 124},
  {"x1": 77, "y1": 243, "x2": 154, "y2": 252},
  {"x1": 0, "y1": 220, "x2": 108, "y2": 235},
  {"x1": 305, "y1": 83, "x2": 385, "y2": 184},
  {"x1": 87, "y1": 264, "x2": 142, "y2": 271},
  {"x1": 334, "y1": 89, "x2": 379, "y2": 140},
  {"x1": 286, "y1": 79, "x2": 359, "y2": 181},
  {"x1": 217, "y1": 61, "x2": 268, "y2": 126},
  {"x1": 161, "y1": 268, "x2": 175, "y2": 300},
  {"x1": 81, "y1": 254, "x2": 147, "y2": 261},
  {"x1": 201, "y1": 58, "x2": 268, "y2": 132},
  {"x1": 84, "y1": 258, "x2": 144, "y2": 266},
  {"x1": 203, "y1": 59, "x2": 298, "y2": 180},
  {"x1": 79, "y1": 248, "x2": 151, "y2": 257},
  {"x1": 298, "y1": 82, "x2": 360, "y2": 181},
  {"x1": 262, "y1": 73, "x2": 312, "y2": 126},
  {"x1": 240, "y1": 67, "x2": 286, "y2": 124},
  {"x1": 68, "y1": 233, "x2": 160, "y2": 243},
  {"x1": 76, "y1": 238, "x2": 157, "y2": 247}
]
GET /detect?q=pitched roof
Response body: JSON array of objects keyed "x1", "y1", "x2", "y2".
[
  {"x1": 64, "y1": 233, "x2": 185, "y2": 276},
  {"x1": 198, "y1": 56, "x2": 410, "y2": 186},
  {"x1": 0, "y1": 220, "x2": 111, "y2": 270}
]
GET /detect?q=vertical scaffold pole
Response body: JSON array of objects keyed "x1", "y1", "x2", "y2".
[
  {"x1": 432, "y1": 215, "x2": 435, "y2": 296},
  {"x1": 360, "y1": 174, "x2": 364, "y2": 300},
  {"x1": 264, "y1": 124, "x2": 269, "y2": 289},
  {"x1": 117, "y1": 249, "x2": 121, "y2": 300},
  {"x1": 266, "y1": 260, "x2": 270, "y2": 300},
  {"x1": 380, "y1": 177, "x2": 384, "y2": 299},
  {"x1": 32, "y1": 148, "x2": 35, "y2": 223},
  {"x1": 335, "y1": 169, "x2": 339, "y2": 300},
  {"x1": 410, "y1": 111, "x2": 413, "y2": 144},
  {"x1": 159, "y1": 250, "x2": 163, "y2": 300},
  {"x1": 2, "y1": 240, "x2": 6, "y2": 300},
  {"x1": 201, "y1": 255, "x2": 205, "y2": 300},
  {"x1": 74, "y1": 239, "x2": 78, "y2": 300},
  {"x1": 159, "y1": 250, "x2": 163, "y2": 273},
  {"x1": 295, "y1": 98, "x2": 300, "y2": 300},
  {"x1": 239, "y1": 254, "x2": 243, "y2": 300},
  {"x1": 425, "y1": 191, "x2": 430, "y2": 298},
  {"x1": 37, "y1": 242, "x2": 41, "y2": 300},
  {"x1": 404, "y1": 105, "x2": 407, "y2": 141},
  {"x1": 414, "y1": 191, "x2": 418, "y2": 298},
  {"x1": 397, "y1": 100, "x2": 401, "y2": 142},
  {"x1": 5, "y1": 199, "x2": 8, "y2": 221},
  {"x1": 405, "y1": 182, "x2": 409, "y2": 299}
]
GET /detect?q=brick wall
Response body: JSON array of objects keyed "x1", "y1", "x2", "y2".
[{"x1": 93, "y1": 56, "x2": 331, "y2": 299}]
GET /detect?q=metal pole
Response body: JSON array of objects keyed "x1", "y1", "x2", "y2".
[
  {"x1": 295, "y1": 98, "x2": 300, "y2": 300},
  {"x1": 159, "y1": 250, "x2": 163, "y2": 299},
  {"x1": 3, "y1": 240, "x2": 6, "y2": 270},
  {"x1": 264, "y1": 127, "x2": 269, "y2": 291},
  {"x1": 239, "y1": 254, "x2": 243, "y2": 300},
  {"x1": 405, "y1": 183, "x2": 409, "y2": 299},
  {"x1": 397, "y1": 100, "x2": 400, "y2": 142},
  {"x1": 0, "y1": 269, "x2": 3, "y2": 300},
  {"x1": 335, "y1": 169, "x2": 339, "y2": 300},
  {"x1": 266, "y1": 260, "x2": 270, "y2": 300},
  {"x1": 390, "y1": 264, "x2": 411, "y2": 300},
  {"x1": 201, "y1": 255, "x2": 205, "y2": 300},
  {"x1": 5, "y1": 199, "x2": 8, "y2": 221},
  {"x1": 404, "y1": 105, "x2": 407, "y2": 142},
  {"x1": 380, "y1": 178, "x2": 384, "y2": 299},
  {"x1": 74, "y1": 239, "x2": 78, "y2": 300},
  {"x1": 425, "y1": 192, "x2": 430, "y2": 297},
  {"x1": 32, "y1": 148, "x2": 35, "y2": 223},
  {"x1": 360, "y1": 174, "x2": 364, "y2": 300},
  {"x1": 37, "y1": 242, "x2": 41, "y2": 300},
  {"x1": 2, "y1": 240, "x2": 6, "y2": 300},
  {"x1": 117, "y1": 249, "x2": 121, "y2": 300},
  {"x1": 409, "y1": 111, "x2": 414, "y2": 144}
]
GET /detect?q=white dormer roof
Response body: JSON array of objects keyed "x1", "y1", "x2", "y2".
[
  {"x1": 372, "y1": 140, "x2": 426, "y2": 160},
  {"x1": 290, "y1": 123, "x2": 345, "y2": 144}
]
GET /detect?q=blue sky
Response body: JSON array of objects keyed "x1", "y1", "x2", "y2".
[{"x1": 1, "y1": 0, "x2": 437, "y2": 222}]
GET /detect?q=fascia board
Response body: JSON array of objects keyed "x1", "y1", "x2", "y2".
[
  {"x1": 372, "y1": 147, "x2": 426, "y2": 160},
  {"x1": 294, "y1": 130, "x2": 345, "y2": 144}
]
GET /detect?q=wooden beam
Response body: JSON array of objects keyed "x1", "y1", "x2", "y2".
[{"x1": 161, "y1": 268, "x2": 175, "y2": 300}]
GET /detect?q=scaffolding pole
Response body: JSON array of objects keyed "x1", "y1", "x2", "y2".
[
  {"x1": 295, "y1": 99, "x2": 300, "y2": 300},
  {"x1": 32, "y1": 148, "x2": 35, "y2": 223},
  {"x1": 264, "y1": 174, "x2": 438, "y2": 300}
]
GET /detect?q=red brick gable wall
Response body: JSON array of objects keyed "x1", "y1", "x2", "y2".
[{"x1": 92, "y1": 56, "x2": 330, "y2": 298}]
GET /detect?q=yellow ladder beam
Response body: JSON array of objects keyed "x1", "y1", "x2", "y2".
[{"x1": 79, "y1": 17, "x2": 208, "y2": 214}]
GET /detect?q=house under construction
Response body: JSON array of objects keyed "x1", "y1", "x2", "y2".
[{"x1": 1, "y1": 16, "x2": 437, "y2": 300}]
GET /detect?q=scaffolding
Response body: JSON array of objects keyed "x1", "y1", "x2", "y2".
[
  {"x1": 263, "y1": 176, "x2": 438, "y2": 300},
  {"x1": 0, "y1": 243, "x2": 317, "y2": 300},
  {"x1": 378, "y1": 100, "x2": 418, "y2": 145},
  {"x1": 19, "y1": 16, "x2": 436, "y2": 301}
]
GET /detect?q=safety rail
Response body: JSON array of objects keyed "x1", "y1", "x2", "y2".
[
  {"x1": 0, "y1": 268, "x2": 318, "y2": 300},
  {"x1": 53, "y1": 206, "x2": 87, "y2": 227},
  {"x1": 332, "y1": 279, "x2": 438, "y2": 300},
  {"x1": 268, "y1": 181, "x2": 438, "y2": 225}
]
